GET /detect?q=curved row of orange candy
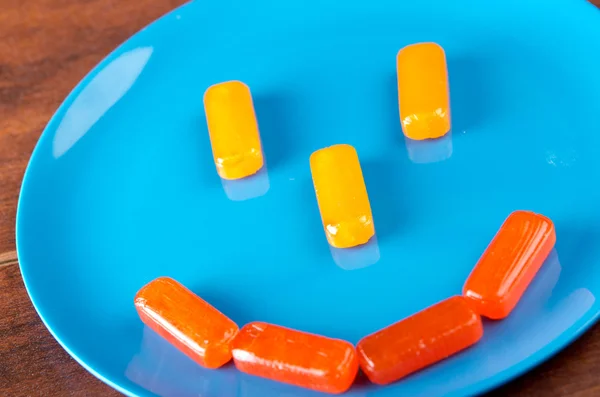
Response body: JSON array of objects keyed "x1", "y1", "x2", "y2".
[
  {"x1": 134, "y1": 41, "x2": 556, "y2": 394},
  {"x1": 135, "y1": 210, "x2": 555, "y2": 394}
]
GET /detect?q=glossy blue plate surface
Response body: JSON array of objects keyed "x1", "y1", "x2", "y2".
[{"x1": 16, "y1": 0, "x2": 600, "y2": 396}]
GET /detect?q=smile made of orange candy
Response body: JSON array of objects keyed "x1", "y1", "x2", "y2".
[
  {"x1": 132, "y1": 43, "x2": 557, "y2": 394},
  {"x1": 135, "y1": 209, "x2": 556, "y2": 393}
]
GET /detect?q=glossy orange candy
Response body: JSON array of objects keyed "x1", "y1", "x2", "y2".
[
  {"x1": 134, "y1": 277, "x2": 239, "y2": 369},
  {"x1": 463, "y1": 210, "x2": 556, "y2": 319},
  {"x1": 357, "y1": 296, "x2": 483, "y2": 385},
  {"x1": 231, "y1": 322, "x2": 359, "y2": 394},
  {"x1": 310, "y1": 144, "x2": 375, "y2": 248},
  {"x1": 204, "y1": 80, "x2": 264, "y2": 180},
  {"x1": 397, "y1": 42, "x2": 450, "y2": 140}
]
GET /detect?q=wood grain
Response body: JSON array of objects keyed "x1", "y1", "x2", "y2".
[
  {"x1": 1, "y1": 0, "x2": 600, "y2": 396},
  {"x1": 0, "y1": 250, "x2": 17, "y2": 268}
]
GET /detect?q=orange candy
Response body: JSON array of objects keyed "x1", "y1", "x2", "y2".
[
  {"x1": 204, "y1": 81, "x2": 264, "y2": 180},
  {"x1": 357, "y1": 296, "x2": 483, "y2": 385},
  {"x1": 310, "y1": 144, "x2": 375, "y2": 248},
  {"x1": 231, "y1": 322, "x2": 359, "y2": 394},
  {"x1": 134, "y1": 277, "x2": 239, "y2": 369},
  {"x1": 397, "y1": 42, "x2": 451, "y2": 140},
  {"x1": 463, "y1": 210, "x2": 556, "y2": 319}
]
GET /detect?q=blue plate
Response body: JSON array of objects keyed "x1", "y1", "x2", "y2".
[{"x1": 16, "y1": 0, "x2": 600, "y2": 396}]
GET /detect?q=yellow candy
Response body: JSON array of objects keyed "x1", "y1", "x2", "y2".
[
  {"x1": 310, "y1": 144, "x2": 375, "y2": 248},
  {"x1": 204, "y1": 81, "x2": 264, "y2": 180},
  {"x1": 397, "y1": 43, "x2": 451, "y2": 140}
]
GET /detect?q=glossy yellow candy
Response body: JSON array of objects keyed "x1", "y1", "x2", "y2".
[
  {"x1": 310, "y1": 144, "x2": 374, "y2": 248},
  {"x1": 397, "y1": 42, "x2": 451, "y2": 140},
  {"x1": 204, "y1": 81, "x2": 264, "y2": 180}
]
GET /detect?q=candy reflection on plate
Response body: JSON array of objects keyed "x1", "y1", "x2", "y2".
[
  {"x1": 221, "y1": 166, "x2": 270, "y2": 201},
  {"x1": 126, "y1": 326, "x2": 240, "y2": 397},
  {"x1": 239, "y1": 375, "x2": 368, "y2": 397},
  {"x1": 471, "y1": 287, "x2": 595, "y2": 384},
  {"x1": 404, "y1": 133, "x2": 453, "y2": 164},
  {"x1": 517, "y1": 248, "x2": 562, "y2": 311},
  {"x1": 330, "y1": 235, "x2": 380, "y2": 270}
]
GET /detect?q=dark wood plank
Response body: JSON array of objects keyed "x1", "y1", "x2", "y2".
[{"x1": 1, "y1": 0, "x2": 600, "y2": 396}]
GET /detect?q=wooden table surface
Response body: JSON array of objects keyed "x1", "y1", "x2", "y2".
[{"x1": 2, "y1": 1, "x2": 600, "y2": 396}]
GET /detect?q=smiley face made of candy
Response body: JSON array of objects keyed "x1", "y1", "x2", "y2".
[{"x1": 134, "y1": 42, "x2": 556, "y2": 394}]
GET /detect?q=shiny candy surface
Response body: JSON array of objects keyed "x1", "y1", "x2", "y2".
[
  {"x1": 134, "y1": 277, "x2": 238, "y2": 369},
  {"x1": 204, "y1": 81, "x2": 264, "y2": 180},
  {"x1": 310, "y1": 144, "x2": 374, "y2": 248},
  {"x1": 357, "y1": 296, "x2": 483, "y2": 385},
  {"x1": 232, "y1": 322, "x2": 358, "y2": 394},
  {"x1": 15, "y1": 0, "x2": 600, "y2": 396},
  {"x1": 397, "y1": 42, "x2": 451, "y2": 140},
  {"x1": 463, "y1": 211, "x2": 556, "y2": 319}
]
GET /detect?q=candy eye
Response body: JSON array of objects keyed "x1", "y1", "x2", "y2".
[
  {"x1": 397, "y1": 42, "x2": 451, "y2": 141},
  {"x1": 204, "y1": 81, "x2": 264, "y2": 180}
]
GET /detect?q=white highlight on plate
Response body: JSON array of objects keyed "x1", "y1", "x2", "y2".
[{"x1": 52, "y1": 47, "x2": 153, "y2": 158}]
